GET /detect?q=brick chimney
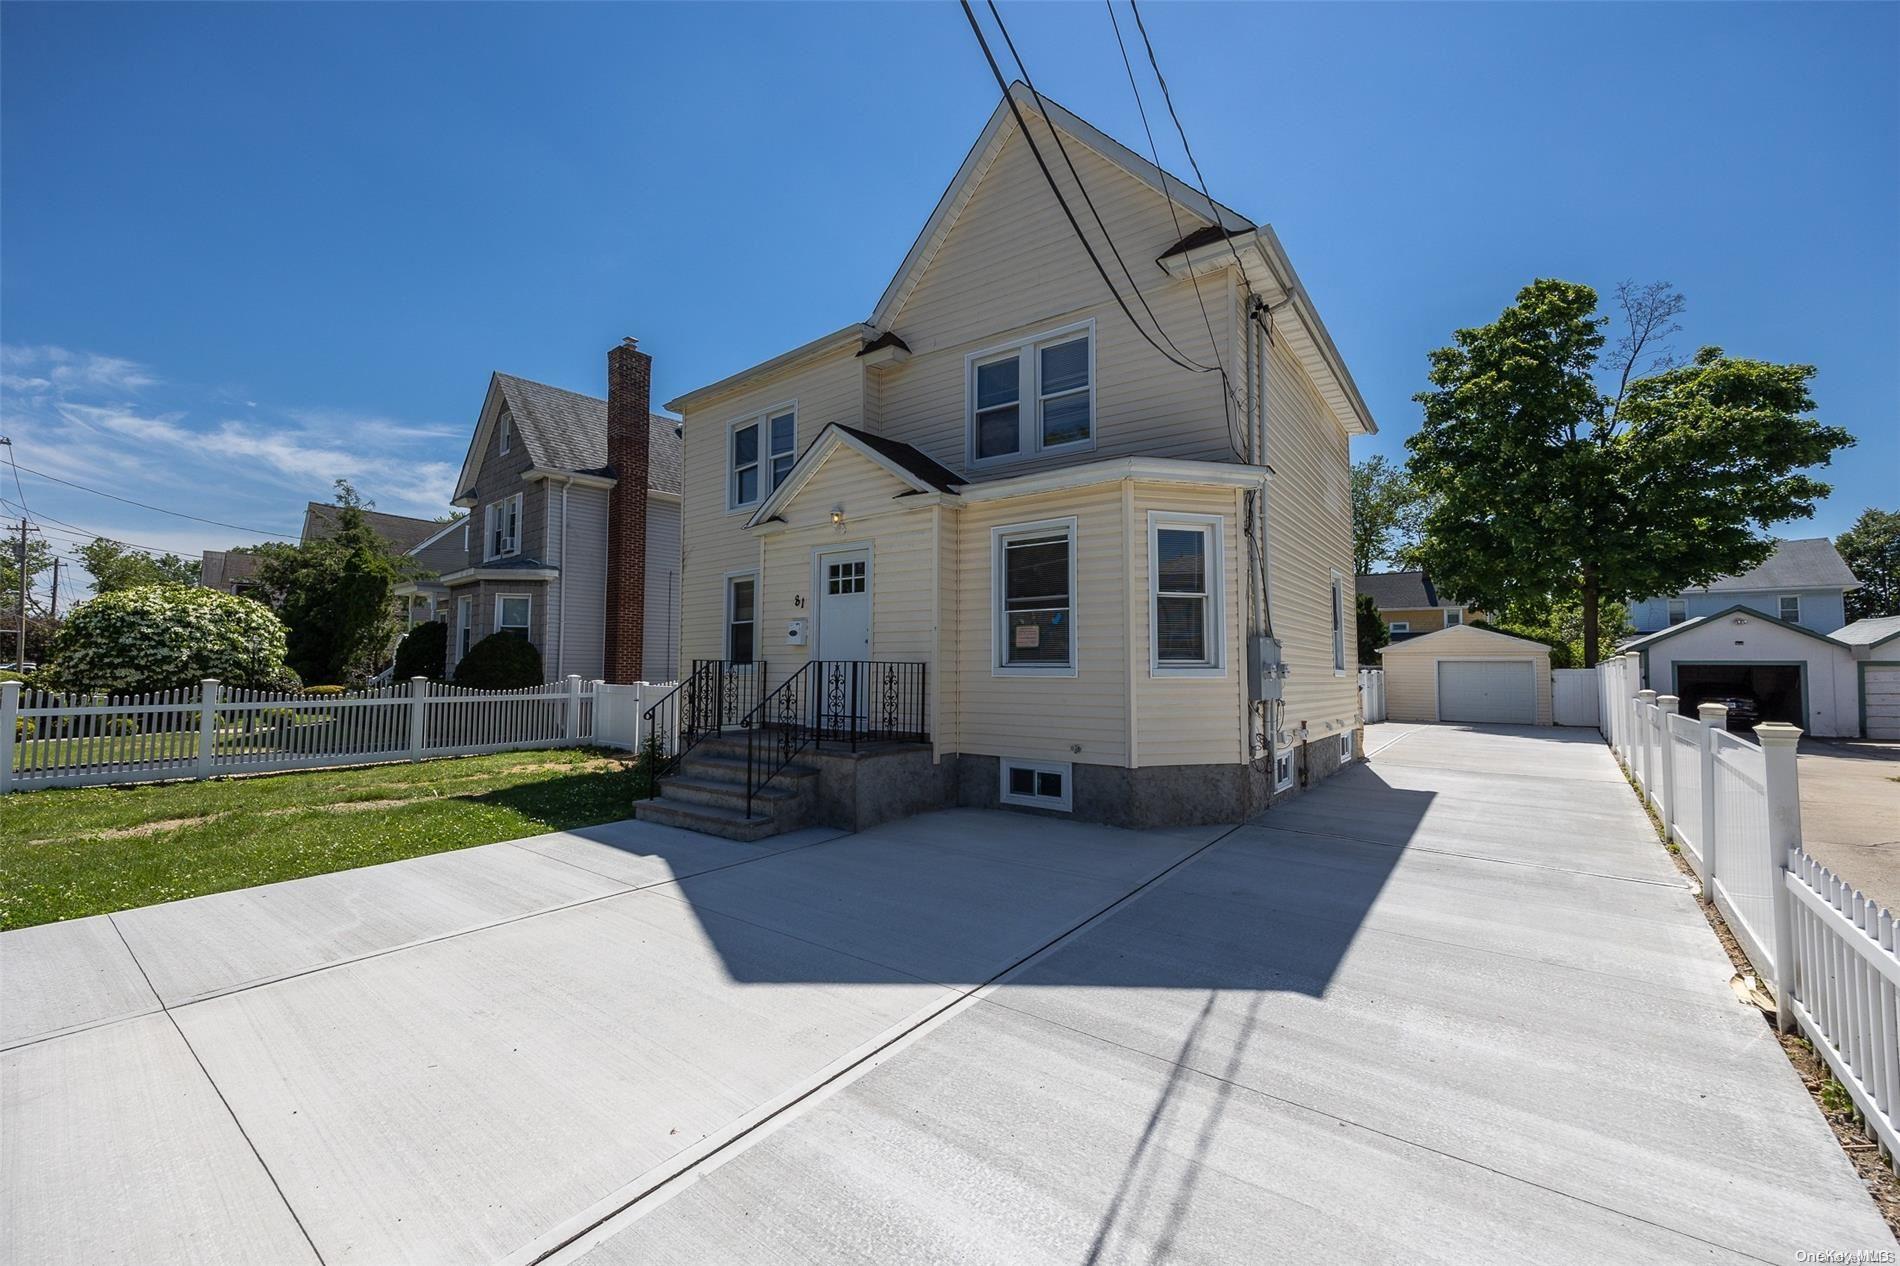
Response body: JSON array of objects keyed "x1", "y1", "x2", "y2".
[{"x1": 603, "y1": 337, "x2": 651, "y2": 683}]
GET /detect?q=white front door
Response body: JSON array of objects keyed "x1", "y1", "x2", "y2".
[{"x1": 816, "y1": 548, "x2": 871, "y2": 662}]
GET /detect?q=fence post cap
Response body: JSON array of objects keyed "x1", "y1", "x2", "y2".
[
  {"x1": 1696, "y1": 701, "x2": 1729, "y2": 722},
  {"x1": 410, "y1": 675, "x2": 429, "y2": 683},
  {"x1": 1754, "y1": 722, "x2": 1804, "y2": 747},
  {"x1": 0, "y1": 679, "x2": 19, "y2": 696},
  {"x1": 1636, "y1": 689, "x2": 1657, "y2": 702},
  {"x1": 1655, "y1": 693, "x2": 1680, "y2": 708}
]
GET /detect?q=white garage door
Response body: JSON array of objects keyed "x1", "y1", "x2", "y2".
[
  {"x1": 1868, "y1": 667, "x2": 1900, "y2": 740},
  {"x1": 1438, "y1": 660, "x2": 1536, "y2": 724}
]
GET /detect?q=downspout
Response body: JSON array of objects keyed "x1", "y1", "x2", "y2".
[{"x1": 556, "y1": 477, "x2": 571, "y2": 678}]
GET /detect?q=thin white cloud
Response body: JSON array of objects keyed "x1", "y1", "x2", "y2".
[{"x1": 1, "y1": 343, "x2": 158, "y2": 394}]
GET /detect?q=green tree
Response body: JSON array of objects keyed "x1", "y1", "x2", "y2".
[
  {"x1": 252, "y1": 481, "x2": 408, "y2": 685},
  {"x1": 1407, "y1": 279, "x2": 1852, "y2": 666},
  {"x1": 1351, "y1": 455, "x2": 1426, "y2": 575},
  {"x1": 1837, "y1": 508, "x2": 1899, "y2": 622},
  {"x1": 42, "y1": 584, "x2": 296, "y2": 695},
  {"x1": 1355, "y1": 591, "x2": 1389, "y2": 666},
  {"x1": 76, "y1": 539, "x2": 200, "y2": 594},
  {"x1": 3, "y1": 534, "x2": 55, "y2": 615}
]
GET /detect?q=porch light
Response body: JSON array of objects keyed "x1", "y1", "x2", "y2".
[{"x1": 831, "y1": 505, "x2": 846, "y2": 529}]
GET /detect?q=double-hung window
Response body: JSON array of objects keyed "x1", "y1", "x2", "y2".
[
  {"x1": 495, "y1": 594, "x2": 531, "y2": 638},
  {"x1": 1778, "y1": 594, "x2": 1801, "y2": 623},
  {"x1": 995, "y1": 519, "x2": 1076, "y2": 675},
  {"x1": 726, "y1": 573, "x2": 757, "y2": 664},
  {"x1": 1149, "y1": 513, "x2": 1224, "y2": 675},
  {"x1": 729, "y1": 407, "x2": 796, "y2": 510},
  {"x1": 1667, "y1": 598, "x2": 1687, "y2": 625},
  {"x1": 485, "y1": 494, "x2": 521, "y2": 560},
  {"x1": 1331, "y1": 571, "x2": 1347, "y2": 673},
  {"x1": 1444, "y1": 609, "x2": 1462, "y2": 627},
  {"x1": 968, "y1": 323, "x2": 1093, "y2": 466}
]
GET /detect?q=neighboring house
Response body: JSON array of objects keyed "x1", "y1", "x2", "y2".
[
  {"x1": 201, "y1": 504, "x2": 449, "y2": 599},
  {"x1": 199, "y1": 549, "x2": 263, "y2": 596},
  {"x1": 1834, "y1": 617, "x2": 1900, "y2": 740},
  {"x1": 1356, "y1": 570, "x2": 1477, "y2": 641},
  {"x1": 650, "y1": 84, "x2": 1375, "y2": 830},
  {"x1": 1628, "y1": 538, "x2": 1861, "y2": 635},
  {"x1": 407, "y1": 360, "x2": 683, "y2": 684}
]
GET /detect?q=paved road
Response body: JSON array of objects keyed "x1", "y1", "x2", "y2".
[{"x1": 3, "y1": 724, "x2": 1889, "y2": 1263}]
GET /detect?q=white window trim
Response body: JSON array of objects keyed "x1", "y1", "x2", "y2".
[
  {"x1": 1778, "y1": 594, "x2": 1801, "y2": 623},
  {"x1": 809, "y1": 544, "x2": 875, "y2": 661},
  {"x1": 1274, "y1": 747, "x2": 1295, "y2": 793},
  {"x1": 494, "y1": 592, "x2": 532, "y2": 636},
  {"x1": 1340, "y1": 731, "x2": 1354, "y2": 761},
  {"x1": 991, "y1": 516, "x2": 1079, "y2": 678},
  {"x1": 455, "y1": 595, "x2": 473, "y2": 659},
  {"x1": 1147, "y1": 511, "x2": 1226, "y2": 678},
  {"x1": 484, "y1": 493, "x2": 523, "y2": 561},
  {"x1": 1331, "y1": 569, "x2": 1347, "y2": 676},
  {"x1": 1389, "y1": 620, "x2": 1410, "y2": 634},
  {"x1": 725, "y1": 402, "x2": 797, "y2": 513},
  {"x1": 498, "y1": 412, "x2": 512, "y2": 455},
  {"x1": 964, "y1": 319, "x2": 1097, "y2": 469},
  {"x1": 723, "y1": 569, "x2": 759, "y2": 664},
  {"x1": 999, "y1": 757, "x2": 1074, "y2": 812},
  {"x1": 1443, "y1": 609, "x2": 1462, "y2": 627}
]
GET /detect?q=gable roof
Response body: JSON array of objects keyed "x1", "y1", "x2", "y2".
[
  {"x1": 1618, "y1": 603, "x2": 1848, "y2": 654},
  {"x1": 745, "y1": 423, "x2": 965, "y2": 529},
  {"x1": 1357, "y1": 570, "x2": 1445, "y2": 611},
  {"x1": 300, "y1": 503, "x2": 445, "y2": 552},
  {"x1": 1376, "y1": 623, "x2": 1551, "y2": 656},
  {"x1": 1833, "y1": 616, "x2": 1900, "y2": 651},
  {"x1": 456, "y1": 372, "x2": 684, "y2": 502},
  {"x1": 1685, "y1": 537, "x2": 1860, "y2": 594}
]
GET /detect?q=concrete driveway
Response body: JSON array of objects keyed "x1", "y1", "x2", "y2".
[
  {"x1": 1799, "y1": 736, "x2": 1900, "y2": 909},
  {"x1": 4, "y1": 725, "x2": 1890, "y2": 1263}
]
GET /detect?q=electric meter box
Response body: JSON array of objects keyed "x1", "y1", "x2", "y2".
[{"x1": 1248, "y1": 635, "x2": 1285, "y2": 702}]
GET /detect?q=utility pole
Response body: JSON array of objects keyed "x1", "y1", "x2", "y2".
[
  {"x1": 13, "y1": 518, "x2": 27, "y2": 670},
  {"x1": 49, "y1": 557, "x2": 60, "y2": 621}
]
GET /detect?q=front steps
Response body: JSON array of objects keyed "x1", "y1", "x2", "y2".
[{"x1": 633, "y1": 733, "x2": 819, "y2": 842}]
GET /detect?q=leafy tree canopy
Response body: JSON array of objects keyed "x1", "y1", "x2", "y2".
[
  {"x1": 251, "y1": 481, "x2": 411, "y2": 686},
  {"x1": 1406, "y1": 279, "x2": 1853, "y2": 665},
  {"x1": 42, "y1": 584, "x2": 297, "y2": 695},
  {"x1": 1837, "y1": 508, "x2": 1899, "y2": 623},
  {"x1": 76, "y1": 539, "x2": 200, "y2": 594},
  {"x1": 3, "y1": 535, "x2": 55, "y2": 618},
  {"x1": 1351, "y1": 456, "x2": 1427, "y2": 576},
  {"x1": 1355, "y1": 591, "x2": 1389, "y2": 667}
]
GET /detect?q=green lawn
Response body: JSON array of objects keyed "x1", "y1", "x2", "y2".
[{"x1": 1, "y1": 749, "x2": 643, "y2": 930}]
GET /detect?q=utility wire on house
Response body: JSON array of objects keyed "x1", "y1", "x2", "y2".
[{"x1": 4, "y1": 458, "x2": 298, "y2": 539}]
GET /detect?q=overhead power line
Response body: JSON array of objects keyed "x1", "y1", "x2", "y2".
[
  {"x1": 0, "y1": 496, "x2": 216, "y2": 559},
  {"x1": 6, "y1": 459, "x2": 297, "y2": 539}
]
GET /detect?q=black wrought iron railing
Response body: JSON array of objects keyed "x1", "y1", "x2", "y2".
[
  {"x1": 638, "y1": 659, "x2": 767, "y2": 788},
  {"x1": 743, "y1": 660, "x2": 928, "y2": 816}
]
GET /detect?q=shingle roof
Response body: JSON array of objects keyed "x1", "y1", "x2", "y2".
[
  {"x1": 490, "y1": 373, "x2": 683, "y2": 494},
  {"x1": 1693, "y1": 538, "x2": 1860, "y2": 593},
  {"x1": 835, "y1": 425, "x2": 965, "y2": 494},
  {"x1": 1833, "y1": 616, "x2": 1900, "y2": 649},
  {"x1": 301, "y1": 503, "x2": 446, "y2": 552},
  {"x1": 1356, "y1": 570, "x2": 1441, "y2": 610}
]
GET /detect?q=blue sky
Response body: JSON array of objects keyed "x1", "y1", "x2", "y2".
[{"x1": 3, "y1": 1, "x2": 1894, "y2": 599}]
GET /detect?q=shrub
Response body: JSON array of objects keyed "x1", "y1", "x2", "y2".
[
  {"x1": 453, "y1": 632, "x2": 543, "y2": 690},
  {"x1": 301, "y1": 685, "x2": 348, "y2": 696},
  {"x1": 41, "y1": 585, "x2": 300, "y2": 696},
  {"x1": 393, "y1": 620, "x2": 447, "y2": 682},
  {"x1": 0, "y1": 669, "x2": 27, "y2": 685}
]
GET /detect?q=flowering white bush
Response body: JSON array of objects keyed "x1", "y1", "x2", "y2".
[{"x1": 42, "y1": 584, "x2": 299, "y2": 695}]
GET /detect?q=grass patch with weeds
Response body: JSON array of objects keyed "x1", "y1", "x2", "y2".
[{"x1": 0, "y1": 749, "x2": 639, "y2": 930}]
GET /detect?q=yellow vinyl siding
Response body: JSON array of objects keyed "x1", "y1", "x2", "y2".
[
  {"x1": 678, "y1": 346, "x2": 863, "y2": 669},
  {"x1": 1131, "y1": 483, "x2": 1246, "y2": 766},
  {"x1": 873, "y1": 114, "x2": 1235, "y2": 477},
  {"x1": 1263, "y1": 334, "x2": 1359, "y2": 743},
  {"x1": 953, "y1": 482, "x2": 1128, "y2": 766},
  {"x1": 1380, "y1": 626, "x2": 1554, "y2": 725}
]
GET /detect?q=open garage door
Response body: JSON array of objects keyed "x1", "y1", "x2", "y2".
[
  {"x1": 1866, "y1": 667, "x2": 1900, "y2": 740},
  {"x1": 1437, "y1": 660, "x2": 1536, "y2": 724},
  {"x1": 1673, "y1": 663, "x2": 1804, "y2": 730}
]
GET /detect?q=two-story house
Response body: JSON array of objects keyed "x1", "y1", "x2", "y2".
[
  {"x1": 1627, "y1": 538, "x2": 1861, "y2": 635},
  {"x1": 1356, "y1": 570, "x2": 1480, "y2": 641},
  {"x1": 636, "y1": 85, "x2": 1374, "y2": 836},
  {"x1": 415, "y1": 357, "x2": 683, "y2": 684}
]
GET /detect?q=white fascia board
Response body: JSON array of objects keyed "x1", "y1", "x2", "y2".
[
  {"x1": 1251, "y1": 226, "x2": 1379, "y2": 437},
  {"x1": 663, "y1": 324, "x2": 873, "y2": 414},
  {"x1": 437, "y1": 566, "x2": 560, "y2": 585},
  {"x1": 744, "y1": 425, "x2": 944, "y2": 529},
  {"x1": 522, "y1": 468, "x2": 617, "y2": 492},
  {"x1": 451, "y1": 376, "x2": 509, "y2": 510},
  {"x1": 955, "y1": 458, "x2": 1271, "y2": 504}
]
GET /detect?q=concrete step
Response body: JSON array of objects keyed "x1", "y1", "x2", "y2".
[
  {"x1": 678, "y1": 751, "x2": 820, "y2": 782},
  {"x1": 661, "y1": 774, "x2": 801, "y2": 814},
  {"x1": 633, "y1": 796, "x2": 783, "y2": 842}
]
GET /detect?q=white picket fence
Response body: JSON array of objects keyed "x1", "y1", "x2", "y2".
[
  {"x1": 1358, "y1": 668, "x2": 1387, "y2": 724},
  {"x1": 1599, "y1": 652, "x2": 1900, "y2": 1163},
  {"x1": 2, "y1": 676, "x2": 672, "y2": 794}
]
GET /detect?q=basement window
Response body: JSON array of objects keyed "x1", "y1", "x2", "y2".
[
  {"x1": 1000, "y1": 759, "x2": 1073, "y2": 812},
  {"x1": 1274, "y1": 748, "x2": 1295, "y2": 793},
  {"x1": 1340, "y1": 732, "x2": 1354, "y2": 761}
]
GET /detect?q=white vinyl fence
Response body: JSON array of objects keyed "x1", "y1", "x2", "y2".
[
  {"x1": 1599, "y1": 652, "x2": 1900, "y2": 1164},
  {"x1": 1359, "y1": 668, "x2": 1387, "y2": 724},
  {"x1": 1552, "y1": 667, "x2": 1600, "y2": 727},
  {"x1": 3, "y1": 676, "x2": 671, "y2": 794}
]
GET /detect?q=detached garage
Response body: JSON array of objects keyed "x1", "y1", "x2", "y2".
[
  {"x1": 1377, "y1": 625, "x2": 1553, "y2": 725},
  {"x1": 1621, "y1": 604, "x2": 1864, "y2": 738}
]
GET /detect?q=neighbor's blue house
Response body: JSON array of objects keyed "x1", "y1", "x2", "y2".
[{"x1": 1627, "y1": 538, "x2": 1861, "y2": 635}]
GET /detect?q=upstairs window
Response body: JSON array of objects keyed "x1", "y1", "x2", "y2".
[
  {"x1": 485, "y1": 494, "x2": 521, "y2": 560},
  {"x1": 1779, "y1": 594, "x2": 1801, "y2": 623},
  {"x1": 498, "y1": 410, "x2": 513, "y2": 455},
  {"x1": 967, "y1": 323, "x2": 1093, "y2": 466},
  {"x1": 1444, "y1": 609, "x2": 1463, "y2": 627},
  {"x1": 729, "y1": 407, "x2": 796, "y2": 510},
  {"x1": 1667, "y1": 598, "x2": 1687, "y2": 625},
  {"x1": 995, "y1": 519, "x2": 1076, "y2": 675}
]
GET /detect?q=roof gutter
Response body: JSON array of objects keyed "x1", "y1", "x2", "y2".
[{"x1": 663, "y1": 323, "x2": 876, "y2": 414}]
